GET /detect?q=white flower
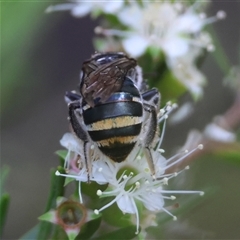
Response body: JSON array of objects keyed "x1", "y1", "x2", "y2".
[
  {"x1": 169, "y1": 102, "x2": 194, "y2": 125},
  {"x1": 94, "y1": 1, "x2": 225, "y2": 98},
  {"x1": 203, "y1": 122, "x2": 236, "y2": 142},
  {"x1": 167, "y1": 47, "x2": 207, "y2": 98},
  {"x1": 46, "y1": 1, "x2": 124, "y2": 17},
  {"x1": 56, "y1": 103, "x2": 204, "y2": 234},
  {"x1": 93, "y1": 145, "x2": 203, "y2": 234},
  {"x1": 100, "y1": 2, "x2": 225, "y2": 59}
]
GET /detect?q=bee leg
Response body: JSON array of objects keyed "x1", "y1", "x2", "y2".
[
  {"x1": 142, "y1": 104, "x2": 158, "y2": 178},
  {"x1": 68, "y1": 101, "x2": 91, "y2": 182},
  {"x1": 142, "y1": 88, "x2": 160, "y2": 109},
  {"x1": 65, "y1": 91, "x2": 82, "y2": 104},
  {"x1": 83, "y1": 141, "x2": 92, "y2": 183},
  {"x1": 142, "y1": 89, "x2": 161, "y2": 178}
]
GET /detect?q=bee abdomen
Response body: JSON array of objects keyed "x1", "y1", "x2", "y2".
[
  {"x1": 88, "y1": 123, "x2": 142, "y2": 142},
  {"x1": 83, "y1": 100, "x2": 143, "y2": 163},
  {"x1": 83, "y1": 101, "x2": 142, "y2": 125},
  {"x1": 99, "y1": 142, "x2": 136, "y2": 163}
]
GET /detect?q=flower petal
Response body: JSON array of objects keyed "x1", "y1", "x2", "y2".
[
  {"x1": 117, "y1": 195, "x2": 136, "y2": 214},
  {"x1": 122, "y1": 36, "x2": 149, "y2": 58},
  {"x1": 71, "y1": 3, "x2": 92, "y2": 17},
  {"x1": 141, "y1": 191, "x2": 164, "y2": 211},
  {"x1": 103, "y1": 1, "x2": 124, "y2": 14},
  {"x1": 60, "y1": 133, "x2": 82, "y2": 153}
]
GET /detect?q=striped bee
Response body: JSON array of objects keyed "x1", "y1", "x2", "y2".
[{"x1": 66, "y1": 52, "x2": 160, "y2": 179}]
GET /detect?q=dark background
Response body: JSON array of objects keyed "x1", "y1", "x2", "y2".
[{"x1": 1, "y1": 1, "x2": 240, "y2": 239}]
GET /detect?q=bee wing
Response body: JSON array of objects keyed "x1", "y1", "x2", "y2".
[{"x1": 81, "y1": 56, "x2": 137, "y2": 106}]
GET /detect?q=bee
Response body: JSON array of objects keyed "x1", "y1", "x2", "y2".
[{"x1": 65, "y1": 52, "x2": 160, "y2": 179}]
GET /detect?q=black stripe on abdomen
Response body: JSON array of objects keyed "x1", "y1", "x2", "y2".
[
  {"x1": 99, "y1": 142, "x2": 136, "y2": 163},
  {"x1": 88, "y1": 123, "x2": 141, "y2": 142},
  {"x1": 83, "y1": 101, "x2": 142, "y2": 125}
]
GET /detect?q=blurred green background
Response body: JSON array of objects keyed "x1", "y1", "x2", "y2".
[{"x1": 1, "y1": 1, "x2": 240, "y2": 239}]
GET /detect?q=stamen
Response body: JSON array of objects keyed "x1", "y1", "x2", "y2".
[
  {"x1": 199, "y1": 12, "x2": 206, "y2": 19},
  {"x1": 137, "y1": 155, "x2": 142, "y2": 160},
  {"x1": 165, "y1": 151, "x2": 185, "y2": 164},
  {"x1": 162, "y1": 207, "x2": 177, "y2": 220},
  {"x1": 78, "y1": 182, "x2": 83, "y2": 203},
  {"x1": 97, "y1": 195, "x2": 122, "y2": 213},
  {"x1": 162, "y1": 195, "x2": 176, "y2": 200},
  {"x1": 97, "y1": 190, "x2": 102, "y2": 196},
  {"x1": 159, "y1": 102, "x2": 177, "y2": 123},
  {"x1": 135, "y1": 182, "x2": 140, "y2": 188},
  {"x1": 55, "y1": 170, "x2": 87, "y2": 182},
  {"x1": 198, "y1": 144, "x2": 204, "y2": 150},
  {"x1": 165, "y1": 145, "x2": 202, "y2": 170},
  {"x1": 158, "y1": 148, "x2": 165, "y2": 153},
  {"x1": 161, "y1": 190, "x2": 204, "y2": 195},
  {"x1": 163, "y1": 178, "x2": 168, "y2": 185},
  {"x1": 202, "y1": 10, "x2": 226, "y2": 25},
  {"x1": 127, "y1": 172, "x2": 146, "y2": 186},
  {"x1": 130, "y1": 198, "x2": 139, "y2": 234},
  {"x1": 159, "y1": 109, "x2": 165, "y2": 116},
  {"x1": 216, "y1": 10, "x2": 226, "y2": 19},
  {"x1": 171, "y1": 195, "x2": 176, "y2": 200},
  {"x1": 207, "y1": 44, "x2": 215, "y2": 52},
  {"x1": 94, "y1": 209, "x2": 99, "y2": 215},
  {"x1": 172, "y1": 103, "x2": 178, "y2": 109}
]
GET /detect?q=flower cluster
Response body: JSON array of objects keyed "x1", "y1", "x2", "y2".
[
  {"x1": 56, "y1": 102, "x2": 204, "y2": 234},
  {"x1": 46, "y1": 0, "x2": 226, "y2": 100}
]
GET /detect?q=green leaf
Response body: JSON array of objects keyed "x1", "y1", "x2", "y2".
[
  {"x1": 56, "y1": 150, "x2": 68, "y2": 166},
  {"x1": 81, "y1": 181, "x2": 108, "y2": 200},
  {"x1": 38, "y1": 210, "x2": 56, "y2": 222},
  {"x1": 37, "y1": 167, "x2": 66, "y2": 240},
  {"x1": 216, "y1": 149, "x2": 240, "y2": 165},
  {"x1": 154, "y1": 70, "x2": 186, "y2": 104},
  {"x1": 19, "y1": 224, "x2": 41, "y2": 240},
  {"x1": 55, "y1": 150, "x2": 68, "y2": 160},
  {"x1": 65, "y1": 177, "x2": 75, "y2": 186},
  {"x1": 0, "y1": 165, "x2": 10, "y2": 236},
  {"x1": 0, "y1": 165, "x2": 10, "y2": 193},
  {"x1": 138, "y1": 50, "x2": 187, "y2": 104},
  {"x1": 92, "y1": 225, "x2": 138, "y2": 240},
  {"x1": 76, "y1": 216, "x2": 102, "y2": 239},
  {"x1": 46, "y1": 166, "x2": 66, "y2": 211},
  {"x1": 205, "y1": 142, "x2": 240, "y2": 165},
  {"x1": 0, "y1": 194, "x2": 10, "y2": 236},
  {"x1": 100, "y1": 198, "x2": 132, "y2": 228}
]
